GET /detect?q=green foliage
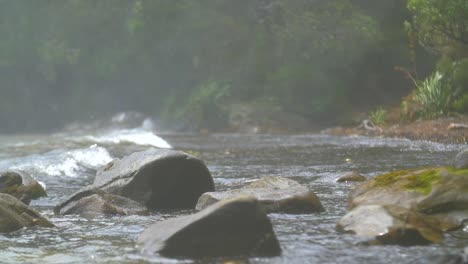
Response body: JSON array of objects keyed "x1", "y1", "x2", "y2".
[
  {"x1": 435, "y1": 58, "x2": 468, "y2": 113},
  {"x1": 0, "y1": 0, "x2": 436, "y2": 131},
  {"x1": 452, "y1": 94, "x2": 468, "y2": 113},
  {"x1": 178, "y1": 81, "x2": 231, "y2": 129},
  {"x1": 407, "y1": 0, "x2": 468, "y2": 57},
  {"x1": 370, "y1": 108, "x2": 387, "y2": 126},
  {"x1": 413, "y1": 71, "x2": 453, "y2": 118}
]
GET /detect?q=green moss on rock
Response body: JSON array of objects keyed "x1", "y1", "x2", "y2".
[
  {"x1": 373, "y1": 167, "x2": 468, "y2": 195},
  {"x1": 373, "y1": 170, "x2": 410, "y2": 187},
  {"x1": 404, "y1": 169, "x2": 441, "y2": 195}
]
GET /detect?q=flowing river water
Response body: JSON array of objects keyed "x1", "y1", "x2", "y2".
[{"x1": 0, "y1": 119, "x2": 466, "y2": 263}]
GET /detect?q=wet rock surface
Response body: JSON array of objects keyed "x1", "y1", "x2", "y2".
[
  {"x1": 336, "y1": 172, "x2": 367, "y2": 183},
  {"x1": 0, "y1": 193, "x2": 54, "y2": 232},
  {"x1": 93, "y1": 148, "x2": 215, "y2": 209},
  {"x1": 196, "y1": 176, "x2": 324, "y2": 214},
  {"x1": 337, "y1": 204, "x2": 443, "y2": 246},
  {"x1": 454, "y1": 148, "x2": 468, "y2": 169},
  {"x1": 138, "y1": 196, "x2": 282, "y2": 258},
  {"x1": 54, "y1": 188, "x2": 148, "y2": 217},
  {"x1": 0, "y1": 170, "x2": 47, "y2": 205},
  {"x1": 348, "y1": 167, "x2": 468, "y2": 230}
]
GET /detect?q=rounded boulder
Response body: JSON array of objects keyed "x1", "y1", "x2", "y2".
[
  {"x1": 138, "y1": 196, "x2": 282, "y2": 258},
  {"x1": 93, "y1": 148, "x2": 214, "y2": 209}
]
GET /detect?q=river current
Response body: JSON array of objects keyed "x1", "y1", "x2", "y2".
[{"x1": 0, "y1": 118, "x2": 466, "y2": 263}]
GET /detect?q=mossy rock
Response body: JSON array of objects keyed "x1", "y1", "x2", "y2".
[
  {"x1": 0, "y1": 193, "x2": 54, "y2": 232},
  {"x1": 0, "y1": 170, "x2": 47, "y2": 205},
  {"x1": 349, "y1": 167, "x2": 468, "y2": 230},
  {"x1": 337, "y1": 204, "x2": 443, "y2": 246}
]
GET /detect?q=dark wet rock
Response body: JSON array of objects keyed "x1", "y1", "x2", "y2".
[
  {"x1": 54, "y1": 188, "x2": 148, "y2": 217},
  {"x1": 337, "y1": 204, "x2": 443, "y2": 245},
  {"x1": 196, "y1": 176, "x2": 324, "y2": 214},
  {"x1": 0, "y1": 193, "x2": 54, "y2": 232},
  {"x1": 138, "y1": 196, "x2": 281, "y2": 258},
  {"x1": 349, "y1": 167, "x2": 468, "y2": 230},
  {"x1": 92, "y1": 148, "x2": 214, "y2": 209},
  {"x1": 336, "y1": 172, "x2": 366, "y2": 183},
  {"x1": 454, "y1": 148, "x2": 468, "y2": 169},
  {"x1": 0, "y1": 170, "x2": 47, "y2": 204}
]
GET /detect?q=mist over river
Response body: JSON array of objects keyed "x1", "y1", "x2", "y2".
[{"x1": 0, "y1": 115, "x2": 466, "y2": 263}]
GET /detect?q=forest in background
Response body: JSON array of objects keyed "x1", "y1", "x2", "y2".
[{"x1": 0, "y1": 0, "x2": 466, "y2": 132}]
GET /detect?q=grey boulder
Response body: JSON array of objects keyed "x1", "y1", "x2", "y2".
[
  {"x1": 93, "y1": 148, "x2": 214, "y2": 209},
  {"x1": 196, "y1": 176, "x2": 324, "y2": 214},
  {"x1": 138, "y1": 196, "x2": 282, "y2": 258},
  {"x1": 54, "y1": 188, "x2": 148, "y2": 217}
]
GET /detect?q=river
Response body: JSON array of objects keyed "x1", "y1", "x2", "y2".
[{"x1": 0, "y1": 117, "x2": 466, "y2": 263}]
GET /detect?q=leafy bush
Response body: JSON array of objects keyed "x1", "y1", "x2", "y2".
[
  {"x1": 452, "y1": 93, "x2": 468, "y2": 113},
  {"x1": 413, "y1": 71, "x2": 452, "y2": 118},
  {"x1": 183, "y1": 81, "x2": 231, "y2": 129},
  {"x1": 370, "y1": 107, "x2": 387, "y2": 126}
]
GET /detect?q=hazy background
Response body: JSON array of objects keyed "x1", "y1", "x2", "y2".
[{"x1": 1, "y1": 0, "x2": 461, "y2": 132}]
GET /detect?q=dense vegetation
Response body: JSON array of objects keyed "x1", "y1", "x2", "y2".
[{"x1": 0, "y1": 0, "x2": 466, "y2": 132}]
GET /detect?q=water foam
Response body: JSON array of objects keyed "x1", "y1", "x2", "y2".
[
  {"x1": 0, "y1": 145, "x2": 113, "y2": 178},
  {"x1": 83, "y1": 128, "x2": 172, "y2": 148}
]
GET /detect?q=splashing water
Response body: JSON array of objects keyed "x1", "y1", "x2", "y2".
[{"x1": 81, "y1": 128, "x2": 172, "y2": 149}]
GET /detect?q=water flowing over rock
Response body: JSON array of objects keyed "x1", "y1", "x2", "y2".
[
  {"x1": 454, "y1": 148, "x2": 468, "y2": 169},
  {"x1": 0, "y1": 170, "x2": 47, "y2": 204},
  {"x1": 138, "y1": 196, "x2": 281, "y2": 258},
  {"x1": 54, "y1": 188, "x2": 148, "y2": 217},
  {"x1": 196, "y1": 176, "x2": 324, "y2": 214},
  {"x1": 0, "y1": 193, "x2": 54, "y2": 232},
  {"x1": 337, "y1": 204, "x2": 443, "y2": 245},
  {"x1": 336, "y1": 172, "x2": 367, "y2": 183}
]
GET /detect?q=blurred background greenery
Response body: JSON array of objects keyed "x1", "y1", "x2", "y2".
[{"x1": 0, "y1": 0, "x2": 466, "y2": 132}]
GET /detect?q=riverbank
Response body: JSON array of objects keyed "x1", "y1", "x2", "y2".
[{"x1": 322, "y1": 115, "x2": 468, "y2": 145}]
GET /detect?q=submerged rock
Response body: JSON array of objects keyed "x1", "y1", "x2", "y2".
[
  {"x1": 349, "y1": 167, "x2": 468, "y2": 230},
  {"x1": 0, "y1": 193, "x2": 54, "y2": 232},
  {"x1": 138, "y1": 196, "x2": 281, "y2": 258},
  {"x1": 92, "y1": 148, "x2": 214, "y2": 209},
  {"x1": 336, "y1": 172, "x2": 366, "y2": 183},
  {"x1": 0, "y1": 170, "x2": 47, "y2": 204},
  {"x1": 454, "y1": 148, "x2": 468, "y2": 169},
  {"x1": 54, "y1": 188, "x2": 148, "y2": 217},
  {"x1": 196, "y1": 176, "x2": 324, "y2": 214},
  {"x1": 337, "y1": 204, "x2": 443, "y2": 245}
]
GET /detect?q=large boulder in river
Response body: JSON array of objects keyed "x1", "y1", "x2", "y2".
[
  {"x1": 196, "y1": 176, "x2": 323, "y2": 214},
  {"x1": 138, "y1": 196, "x2": 281, "y2": 258},
  {"x1": 0, "y1": 193, "x2": 54, "y2": 232},
  {"x1": 337, "y1": 204, "x2": 443, "y2": 246},
  {"x1": 0, "y1": 170, "x2": 47, "y2": 204},
  {"x1": 349, "y1": 167, "x2": 468, "y2": 230},
  {"x1": 54, "y1": 188, "x2": 148, "y2": 217},
  {"x1": 454, "y1": 148, "x2": 468, "y2": 169},
  {"x1": 92, "y1": 148, "x2": 214, "y2": 209}
]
